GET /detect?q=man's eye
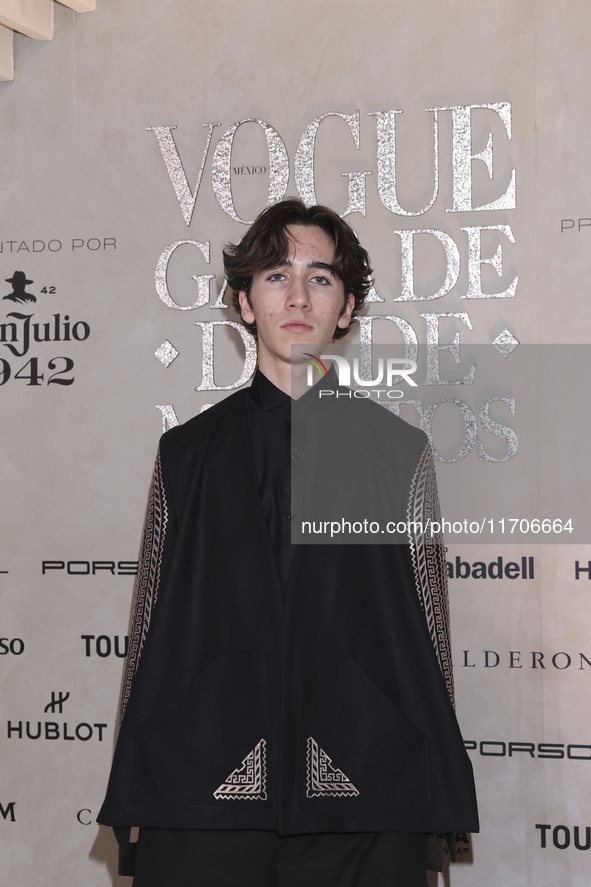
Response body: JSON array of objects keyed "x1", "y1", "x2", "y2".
[
  {"x1": 268, "y1": 272, "x2": 285, "y2": 281},
  {"x1": 311, "y1": 275, "x2": 329, "y2": 285}
]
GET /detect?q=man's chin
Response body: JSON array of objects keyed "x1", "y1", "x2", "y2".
[{"x1": 288, "y1": 342, "x2": 333, "y2": 363}]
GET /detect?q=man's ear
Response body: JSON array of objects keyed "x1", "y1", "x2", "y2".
[
  {"x1": 238, "y1": 290, "x2": 255, "y2": 324},
  {"x1": 336, "y1": 293, "x2": 355, "y2": 329}
]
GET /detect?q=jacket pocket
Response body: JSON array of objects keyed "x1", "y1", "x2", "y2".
[
  {"x1": 134, "y1": 650, "x2": 270, "y2": 805},
  {"x1": 300, "y1": 653, "x2": 431, "y2": 808}
]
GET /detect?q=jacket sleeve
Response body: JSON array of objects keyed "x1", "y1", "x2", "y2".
[
  {"x1": 405, "y1": 441, "x2": 455, "y2": 706},
  {"x1": 118, "y1": 446, "x2": 172, "y2": 728}
]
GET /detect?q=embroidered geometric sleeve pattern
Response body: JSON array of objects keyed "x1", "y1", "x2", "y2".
[
  {"x1": 406, "y1": 443, "x2": 455, "y2": 706},
  {"x1": 118, "y1": 448, "x2": 169, "y2": 727},
  {"x1": 213, "y1": 739, "x2": 267, "y2": 800},
  {"x1": 306, "y1": 737, "x2": 359, "y2": 797}
]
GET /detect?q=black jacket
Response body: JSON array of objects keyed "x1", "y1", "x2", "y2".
[{"x1": 98, "y1": 388, "x2": 478, "y2": 835}]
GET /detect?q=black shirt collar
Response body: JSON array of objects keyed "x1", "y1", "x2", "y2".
[
  {"x1": 248, "y1": 365, "x2": 339, "y2": 413},
  {"x1": 248, "y1": 369, "x2": 290, "y2": 412}
]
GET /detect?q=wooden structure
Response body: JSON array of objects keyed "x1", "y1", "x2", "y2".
[{"x1": 0, "y1": 1, "x2": 96, "y2": 80}]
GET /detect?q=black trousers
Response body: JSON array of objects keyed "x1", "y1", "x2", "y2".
[{"x1": 132, "y1": 828, "x2": 429, "y2": 887}]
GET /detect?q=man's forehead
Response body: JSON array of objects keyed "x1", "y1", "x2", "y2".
[
  {"x1": 285, "y1": 223, "x2": 335, "y2": 248},
  {"x1": 277, "y1": 224, "x2": 337, "y2": 267}
]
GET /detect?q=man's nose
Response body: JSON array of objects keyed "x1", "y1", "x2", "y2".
[{"x1": 286, "y1": 275, "x2": 310, "y2": 307}]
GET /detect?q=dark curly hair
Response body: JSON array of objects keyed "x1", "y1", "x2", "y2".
[{"x1": 222, "y1": 198, "x2": 373, "y2": 341}]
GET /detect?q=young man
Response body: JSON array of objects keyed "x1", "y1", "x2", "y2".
[{"x1": 98, "y1": 199, "x2": 478, "y2": 886}]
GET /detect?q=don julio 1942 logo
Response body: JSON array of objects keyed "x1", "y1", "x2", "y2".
[{"x1": 1, "y1": 270, "x2": 91, "y2": 386}]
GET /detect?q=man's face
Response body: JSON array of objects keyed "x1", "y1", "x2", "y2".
[{"x1": 238, "y1": 224, "x2": 354, "y2": 373}]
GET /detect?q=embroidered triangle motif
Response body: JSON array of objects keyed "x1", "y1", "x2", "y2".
[
  {"x1": 213, "y1": 738, "x2": 267, "y2": 800},
  {"x1": 306, "y1": 736, "x2": 359, "y2": 797}
]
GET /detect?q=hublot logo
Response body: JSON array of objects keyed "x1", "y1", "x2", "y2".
[
  {"x1": 7, "y1": 692, "x2": 107, "y2": 742},
  {"x1": 44, "y1": 691, "x2": 69, "y2": 713},
  {"x1": 7, "y1": 722, "x2": 107, "y2": 741}
]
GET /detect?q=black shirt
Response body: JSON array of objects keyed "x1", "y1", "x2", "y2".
[
  {"x1": 128, "y1": 371, "x2": 435, "y2": 874},
  {"x1": 246, "y1": 369, "x2": 294, "y2": 590}
]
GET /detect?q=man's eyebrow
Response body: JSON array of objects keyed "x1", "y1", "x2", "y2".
[
  {"x1": 308, "y1": 261, "x2": 335, "y2": 273},
  {"x1": 274, "y1": 259, "x2": 336, "y2": 274}
]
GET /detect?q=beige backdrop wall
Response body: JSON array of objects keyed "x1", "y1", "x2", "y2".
[{"x1": 1, "y1": 1, "x2": 590, "y2": 885}]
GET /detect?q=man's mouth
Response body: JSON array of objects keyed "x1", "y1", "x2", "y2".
[{"x1": 282, "y1": 320, "x2": 314, "y2": 332}]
